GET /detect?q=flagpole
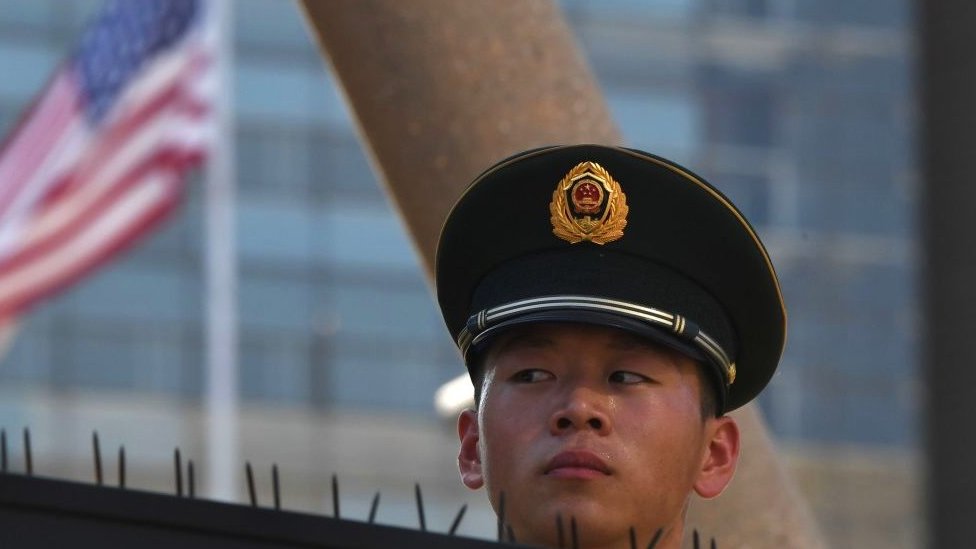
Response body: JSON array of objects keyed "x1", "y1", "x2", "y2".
[{"x1": 204, "y1": 0, "x2": 239, "y2": 502}]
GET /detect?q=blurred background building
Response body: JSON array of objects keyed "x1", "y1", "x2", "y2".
[{"x1": 0, "y1": 0, "x2": 915, "y2": 546}]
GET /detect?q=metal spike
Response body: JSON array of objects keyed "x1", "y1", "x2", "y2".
[
  {"x1": 23, "y1": 428, "x2": 32, "y2": 476},
  {"x1": 92, "y1": 432, "x2": 103, "y2": 485},
  {"x1": 414, "y1": 483, "x2": 426, "y2": 531},
  {"x1": 506, "y1": 525, "x2": 517, "y2": 543},
  {"x1": 693, "y1": 529, "x2": 700, "y2": 549},
  {"x1": 497, "y1": 491, "x2": 506, "y2": 541},
  {"x1": 118, "y1": 446, "x2": 126, "y2": 488},
  {"x1": 174, "y1": 448, "x2": 183, "y2": 497},
  {"x1": 331, "y1": 473, "x2": 340, "y2": 518},
  {"x1": 1, "y1": 429, "x2": 6, "y2": 473},
  {"x1": 187, "y1": 460, "x2": 195, "y2": 498},
  {"x1": 448, "y1": 503, "x2": 467, "y2": 536},
  {"x1": 368, "y1": 492, "x2": 381, "y2": 524},
  {"x1": 556, "y1": 513, "x2": 565, "y2": 548},
  {"x1": 647, "y1": 528, "x2": 663, "y2": 549},
  {"x1": 629, "y1": 526, "x2": 637, "y2": 549},
  {"x1": 246, "y1": 462, "x2": 257, "y2": 507},
  {"x1": 272, "y1": 464, "x2": 281, "y2": 510},
  {"x1": 570, "y1": 516, "x2": 579, "y2": 549}
]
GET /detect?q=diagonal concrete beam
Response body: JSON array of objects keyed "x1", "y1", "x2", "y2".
[
  {"x1": 300, "y1": 1, "x2": 823, "y2": 546},
  {"x1": 300, "y1": 0, "x2": 617, "y2": 276}
]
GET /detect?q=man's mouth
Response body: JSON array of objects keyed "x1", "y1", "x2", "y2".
[{"x1": 544, "y1": 450, "x2": 611, "y2": 479}]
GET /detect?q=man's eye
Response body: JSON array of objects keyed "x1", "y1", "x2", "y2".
[
  {"x1": 609, "y1": 371, "x2": 648, "y2": 384},
  {"x1": 512, "y1": 369, "x2": 552, "y2": 383}
]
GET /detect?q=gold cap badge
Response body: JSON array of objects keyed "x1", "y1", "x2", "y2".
[{"x1": 550, "y1": 161, "x2": 628, "y2": 244}]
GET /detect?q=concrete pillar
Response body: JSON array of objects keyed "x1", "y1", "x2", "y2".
[
  {"x1": 301, "y1": 0, "x2": 617, "y2": 276},
  {"x1": 300, "y1": 1, "x2": 823, "y2": 546}
]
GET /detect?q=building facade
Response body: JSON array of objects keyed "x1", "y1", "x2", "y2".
[{"x1": 0, "y1": 0, "x2": 916, "y2": 546}]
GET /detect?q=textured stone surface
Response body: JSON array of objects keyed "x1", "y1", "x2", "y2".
[
  {"x1": 300, "y1": 0, "x2": 619, "y2": 274},
  {"x1": 300, "y1": 1, "x2": 825, "y2": 546}
]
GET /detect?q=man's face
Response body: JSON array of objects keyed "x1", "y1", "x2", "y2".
[{"x1": 457, "y1": 323, "x2": 739, "y2": 548}]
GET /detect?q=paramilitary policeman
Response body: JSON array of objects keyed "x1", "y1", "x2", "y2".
[{"x1": 435, "y1": 145, "x2": 786, "y2": 548}]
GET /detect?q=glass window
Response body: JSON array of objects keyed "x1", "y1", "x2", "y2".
[
  {"x1": 235, "y1": 61, "x2": 348, "y2": 126},
  {"x1": 59, "y1": 0, "x2": 102, "y2": 28},
  {"x1": 64, "y1": 265, "x2": 196, "y2": 323},
  {"x1": 562, "y1": 0, "x2": 697, "y2": 20},
  {"x1": 329, "y1": 283, "x2": 442, "y2": 340},
  {"x1": 234, "y1": 0, "x2": 316, "y2": 51},
  {"x1": 238, "y1": 200, "x2": 314, "y2": 263},
  {"x1": 237, "y1": 125, "x2": 315, "y2": 199},
  {"x1": 712, "y1": 172, "x2": 769, "y2": 226},
  {"x1": 795, "y1": 178, "x2": 910, "y2": 236},
  {"x1": 1, "y1": 331, "x2": 54, "y2": 383},
  {"x1": 701, "y1": 0, "x2": 767, "y2": 17},
  {"x1": 60, "y1": 330, "x2": 137, "y2": 390},
  {"x1": 238, "y1": 272, "x2": 314, "y2": 331},
  {"x1": 42, "y1": 321, "x2": 196, "y2": 395},
  {"x1": 307, "y1": 136, "x2": 384, "y2": 202},
  {"x1": 240, "y1": 331, "x2": 313, "y2": 402},
  {"x1": 609, "y1": 91, "x2": 700, "y2": 159},
  {"x1": 314, "y1": 204, "x2": 420, "y2": 270},
  {"x1": 0, "y1": 45, "x2": 58, "y2": 99},
  {"x1": 700, "y1": 66, "x2": 774, "y2": 147},
  {"x1": 327, "y1": 337, "x2": 455, "y2": 414},
  {"x1": 0, "y1": 0, "x2": 58, "y2": 27},
  {"x1": 128, "y1": 326, "x2": 188, "y2": 394},
  {"x1": 125, "y1": 200, "x2": 198, "y2": 261},
  {"x1": 791, "y1": 0, "x2": 908, "y2": 27}
]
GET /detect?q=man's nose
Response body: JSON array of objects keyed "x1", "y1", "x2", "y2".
[{"x1": 549, "y1": 386, "x2": 612, "y2": 435}]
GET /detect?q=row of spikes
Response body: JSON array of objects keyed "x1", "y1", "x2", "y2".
[
  {"x1": 0, "y1": 428, "x2": 33, "y2": 476},
  {"x1": 3, "y1": 428, "x2": 717, "y2": 547},
  {"x1": 495, "y1": 492, "x2": 717, "y2": 549},
  {"x1": 1, "y1": 428, "x2": 470, "y2": 538},
  {"x1": 242, "y1": 463, "x2": 468, "y2": 535}
]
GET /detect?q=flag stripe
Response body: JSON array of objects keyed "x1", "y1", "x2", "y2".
[
  {"x1": 0, "y1": 0, "x2": 212, "y2": 319},
  {"x1": 0, "y1": 174, "x2": 181, "y2": 318},
  {"x1": 0, "y1": 145, "x2": 203, "y2": 273},
  {"x1": 42, "y1": 53, "x2": 210, "y2": 208},
  {"x1": 0, "y1": 119, "x2": 89, "y2": 260},
  {"x1": 0, "y1": 72, "x2": 75, "y2": 191},
  {"x1": 0, "y1": 72, "x2": 81, "y2": 219},
  {"x1": 5, "y1": 60, "x2": 210, "y2": 268},
  {"x1": 22, "y1": 112, "x2": 208, "y2": 262},
  {"x1": 0, "y1": 175, "x2": 173, "y2": 303}
]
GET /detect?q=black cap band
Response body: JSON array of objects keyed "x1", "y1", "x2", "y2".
[{"x1": 459, "y1": 248, "x2": 737, "y2": 408}]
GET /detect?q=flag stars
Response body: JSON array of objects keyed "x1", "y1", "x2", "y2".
[
  {"x1": 105, "y1": 68, "x2": 122, "y2": 87},
  {"x1": 75, "y1": 0, "x2": 199, "y2": 123},
  {"x1": 163, "y1": 19, "x2": 183, "y2": 41}
]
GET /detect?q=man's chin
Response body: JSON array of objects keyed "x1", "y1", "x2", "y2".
[{"x1": 509, "y1": 498, "x2": 642, "y2": 548}]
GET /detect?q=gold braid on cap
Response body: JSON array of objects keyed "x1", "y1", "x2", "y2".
[{"x1": 458, "y1": 295, "x2": 736, "y2": 387}]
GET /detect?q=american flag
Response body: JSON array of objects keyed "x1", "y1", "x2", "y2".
[{"x1": 0, "y1": 0, "x2": 215, "y2": 319}]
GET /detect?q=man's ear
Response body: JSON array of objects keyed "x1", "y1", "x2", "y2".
[
  {"x1": 693, "y1": 416, "x2": 740, "y2": 498},
  {"x1": 457, "y1": 408, "x2": 484, "y2": 489}
]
